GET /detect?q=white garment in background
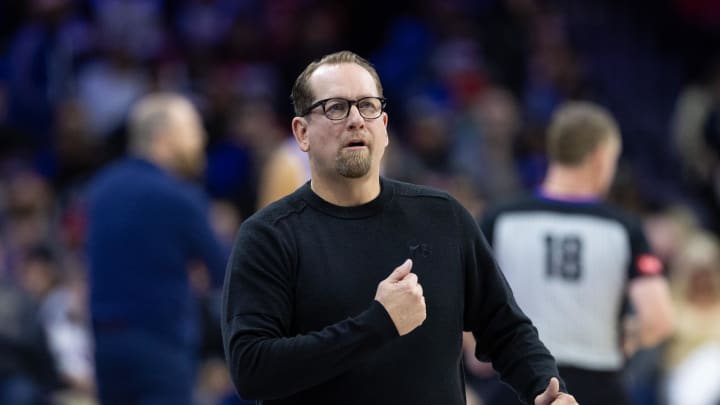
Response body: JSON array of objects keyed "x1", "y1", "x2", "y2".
[{"x1": 666, "y1": 343, "x2": 720, "y2": 405}]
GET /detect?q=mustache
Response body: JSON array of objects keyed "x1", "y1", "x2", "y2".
[{"x1": 341, "y1": 132, "x2": 371, "y2": 147}]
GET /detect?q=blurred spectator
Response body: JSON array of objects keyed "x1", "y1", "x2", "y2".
[
  {"x1": 53, "y1": 98, "x2": 105, "y2": 190},
  {"x1": 388, "y1": 95, "x2": 457, "y2": 185},
  {"x1": 454, "y1": 85, "x2": 523, "y2": 204},
  {"x1": 85, "y1": 93, "x2": 227, "y2": 405},
  {"x1": 3, "y1": 0, "x2": 92, "y2": 143},
  {"x1": 1, "y1": 168, "x2": 54, "y2": 277},
  {"x1": 478, "y1": 0, "x2": 535, "y2": 97},
  {"x1": 670, "y1": 62, "x2": 720, "y2": 230},
  {"x1": 371, "y1": 15, "x2": 434, "y2": 113},
  {"x1": 205, "y1": 99, "x2": 285, "y2": 217},
  {"x1": 75, "y1": 46, "x2": 149, "y2": 143},
  {"x1": 17, "y1": 244, "x2": 95, "y2": 402},
  {"x1": 0, "y1": 274, "x2": 58, "y2": 405},
  {"x1": 622, "y1": 204, "x2": 701, "y2": 404},
  {"x1": 523, "y1": 8, "x2": 589, "y2": 126},
  {"x1": 663, "y1": 231, "x2": 720, "y2": 405},
  {"x1": 256, "y1": 136, "x2": 311, "y2": 209},
  {"x1": 174, "y1": 0, "x2": 241, "y2": 52},
  {"x1": 0, "y1": 82, "x2": 29, "y2": 165},
  {"x1": 431, "y1": 36, "x2": 488, "y2": 109},
  {"x1": 208, "y1": 199, "x2": 241, "y2": 250},
  {"x1": 89, "y1": 0, "x2": 165, "y2": 63},
  {"x1": 672, "y1": 72, "x2": 717, "y2": 185},
  {"x1": 644, "y1": 205, "x2": 700, "y2": 266}
]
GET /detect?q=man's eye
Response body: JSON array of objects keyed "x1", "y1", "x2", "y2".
[{"x1": 326, "y1": 102, "x2": 347, "y2": 112}]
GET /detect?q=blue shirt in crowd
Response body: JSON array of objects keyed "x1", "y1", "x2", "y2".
[{"x1": 86, "y1": 157, "x2": 227, "y2": 346}]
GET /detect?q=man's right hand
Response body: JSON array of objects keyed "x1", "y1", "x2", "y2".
[{"x1": 374, "y1": 259, "x2": 426, "y2": 335}]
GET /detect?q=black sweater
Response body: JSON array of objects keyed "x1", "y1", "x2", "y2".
[{"x1": 222, "y1": 178, "x2": 562, "y2": 404}]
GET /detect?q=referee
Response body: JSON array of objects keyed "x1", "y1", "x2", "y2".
[{"x1": 481, "y1": 101, "x2": 675, "y2": 405}]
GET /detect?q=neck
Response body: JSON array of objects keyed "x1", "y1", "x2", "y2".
[
  {"x1": 310, "y1": 173, "x2": 381, "y2": 207},
  {"x1": 541, "y1": 164, "x2": 602, "y2": 199},
  {"x1": 136, "y1": 149, "x2": 175, "y2": 175}
]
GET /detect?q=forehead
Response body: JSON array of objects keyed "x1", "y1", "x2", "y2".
[{"x1": 308, "y1": 63, "x2": 379, "y2": 99}]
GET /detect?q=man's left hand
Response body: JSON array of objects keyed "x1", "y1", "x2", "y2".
[{"x1": 534, "y1": 377, "x2": 578, "y2": 405}]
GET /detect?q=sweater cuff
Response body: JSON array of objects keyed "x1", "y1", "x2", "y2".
[
  {"x1": 363, "y1": 300, "x2": 400, "y2": 343},
  {"x1": 528, "y1": 376, "x2": 568, "y2": 404}
]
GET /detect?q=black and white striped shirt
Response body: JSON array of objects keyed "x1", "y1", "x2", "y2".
[{"x1": 481, "y1": 194, "x2": 663, "y2": 371}]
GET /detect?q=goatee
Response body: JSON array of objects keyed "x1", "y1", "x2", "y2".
[{"x1": 336, "y1": 149, "x2": 371, "y2": 178}]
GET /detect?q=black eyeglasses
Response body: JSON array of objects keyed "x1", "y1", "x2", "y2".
[{"x1": 302, "y1": 97, "x2": 387, "y2": 120}]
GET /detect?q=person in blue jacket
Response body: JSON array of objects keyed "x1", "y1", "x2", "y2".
[{"x1": 86, "y1": 92, "x2": 227, "y2": 405}]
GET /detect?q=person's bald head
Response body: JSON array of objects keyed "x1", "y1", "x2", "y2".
[{"x1": 129, "y1": 93, "x2": 207, "y2": 178}]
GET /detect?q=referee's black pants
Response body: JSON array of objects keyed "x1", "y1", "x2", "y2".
[{"x1": 558, "y1": 365, "x2": 630, "y2": 405}]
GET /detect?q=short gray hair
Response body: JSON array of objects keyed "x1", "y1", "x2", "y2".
[
  {"x1": 128, "y1": 93, "x2": 190, "y2": 155},
  {"x1": 547, "y1": 101, "x2": 620, "y2": 165}
]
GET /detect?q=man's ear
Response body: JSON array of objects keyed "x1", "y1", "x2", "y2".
[
  {"x1": 382, "y1": 112, "x2": 389, "y2": 148},
  {"x1": 591, "y1": 140, "x2": 613, "y2": 171},
  {"x1": 292, "y1": 117, "x2": 310, "y2": 152},
  {"x1": 589, "y1": 144, "x2": 602, "y2": 166}
]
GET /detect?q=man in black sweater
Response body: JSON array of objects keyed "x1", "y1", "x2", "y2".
[{"x1": 221, "y1": 51, "x2": 577, "y2": 405}]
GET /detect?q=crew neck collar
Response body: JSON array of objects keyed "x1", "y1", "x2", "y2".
[
  {"x1": 535, "y1": 187, "x2": 601, "y2": 205},
  {"x1": 301, "y1": 177, "x2": 394, "y2": 219}
]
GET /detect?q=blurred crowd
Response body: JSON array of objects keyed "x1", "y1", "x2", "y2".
[{"x1": 1, "y1": 0, "x2": 720, "y2": 404}]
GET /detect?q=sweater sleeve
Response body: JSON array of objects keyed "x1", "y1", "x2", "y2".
[
  {"x1": 456, "y1": 203, "x2": 565, "y2": 404},
  {"x1": 221, "y1": 217, "x2": 399, "y2": 400}
]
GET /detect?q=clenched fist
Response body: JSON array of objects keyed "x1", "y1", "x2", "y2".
[
  {"x1": 375, "y1": 259, "x2": 426, "y2": 335},
  {"x1": 534, "y1": 378, "x2": 578, "y2": 405}
]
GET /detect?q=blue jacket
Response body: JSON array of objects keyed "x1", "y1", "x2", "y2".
[{"x1": 87, "y1": 157, "x2": 226, "y2": 346}]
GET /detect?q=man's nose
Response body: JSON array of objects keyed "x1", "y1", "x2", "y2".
[{"x1": 346, "y1": 104, "x2": 365, "y2": 128}]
